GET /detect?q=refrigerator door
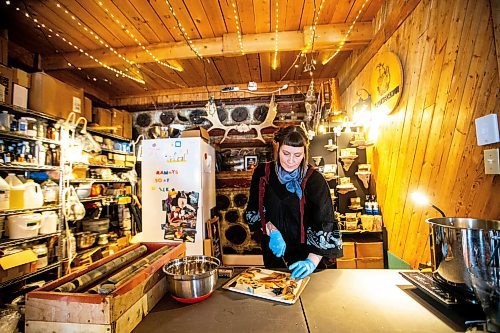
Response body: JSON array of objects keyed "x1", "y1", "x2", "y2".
[{"x1": 142, "y1": 137, "x2": 213, "y2": 255}]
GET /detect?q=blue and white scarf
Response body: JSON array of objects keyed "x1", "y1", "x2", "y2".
[{"x1": 276, "y1": 164, "x2": 307, "y2": 199}]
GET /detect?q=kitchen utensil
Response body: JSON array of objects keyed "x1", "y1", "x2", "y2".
[
  {"x1": 163, "y1": 255, "x2": 220, "y2": 303},
  {"x1": 426, "y1": 217, "x2": 499, "y2": 291}
]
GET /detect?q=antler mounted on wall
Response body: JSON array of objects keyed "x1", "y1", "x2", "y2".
[{"x1": 204, "y1": 95, "x2": 278, "y2": 143}]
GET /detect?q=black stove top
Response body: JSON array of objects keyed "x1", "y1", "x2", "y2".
[{"x1": 400, "y1": 271, "x2": 478, "y2": 306}]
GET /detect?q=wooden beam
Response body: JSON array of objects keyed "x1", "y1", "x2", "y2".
[
  {"x1": 43, "y1": 22, "x2": 373, "y2": 70},
  {"x1": 110, "y1": 78, "x2": 328, "y2": 107},
  {"x1": 338, "y1": 0, "x2": 422, "y2": 93}
]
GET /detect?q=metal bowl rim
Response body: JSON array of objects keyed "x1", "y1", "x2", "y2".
[
  {"x1": 425, "y1": 217, "x2": 500, "y2": 231},
  {"x1": 163, "y1": 255, "x2": 221, "y2": 280}
]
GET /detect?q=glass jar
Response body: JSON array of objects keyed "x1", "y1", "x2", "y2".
[
  {"x1": 41, "y1": 179, "x2": 59, "y2": 204},
  {"x1": 37, "y1": 120, "x2": 47, "y2": 139},
  {"x1": 32, "y1": 243, "x2": 48, "y2": 268},
  {"x1": 25, "y1": 117, "x2": 37, "y2": 137}
]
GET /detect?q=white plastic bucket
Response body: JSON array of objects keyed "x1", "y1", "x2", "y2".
[
  {"x1": 39, "y1": 211, "x2": 58, "y2": 234},
  {"x1": 7, "y1": 213, "x2": 42, "y2": 239}
]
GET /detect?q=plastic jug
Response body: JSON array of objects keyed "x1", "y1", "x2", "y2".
[
  {"x1": 24, "y1": 180, "x2": 44, "y2": 209},
  {"x1": 5, "y1": 173, "x2": 25, "y2": 209},
  {"x1": 40, "y1": 211, "x2": 58, "y2": 234},
  {"x1": 0, "y1": 176, "x2": 10, "y2": 210}
]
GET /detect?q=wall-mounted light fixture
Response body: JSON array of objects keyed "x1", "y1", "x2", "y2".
[
  {"x1": 352, "y1": 89, "x2": 372, "y2": 127},
  {"x1": 410, "y1": 191, "x2": 446, "y2": 217}
]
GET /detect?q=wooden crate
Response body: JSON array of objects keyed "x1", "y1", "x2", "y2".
[
  {"x1": 356, "y1": 257, "x2": 384, "y2": 269},
  {"x1": 25, "y1": 242, "x2": 185, "y2": 333},
  {"x1": 337, "y1": 258, "x2": 357, "y2": 269},
  {"x1": 355, "y1": 242, "x2": 384, "y2": 258},
  {"x1": 340, "y1": 242, "x2": 355, "y2": 259}
]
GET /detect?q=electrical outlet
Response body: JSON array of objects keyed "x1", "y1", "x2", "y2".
[{"x1": 484, "y1": 148, "x2": 500, "y2": 174}]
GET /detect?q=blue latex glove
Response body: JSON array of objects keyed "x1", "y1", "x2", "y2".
[
  {"x1": 269, "y1": 230, "x2": 286, "y2": 257},
  {"x1": 289, "y1": 259, "x2": 316, "y2": 279}
]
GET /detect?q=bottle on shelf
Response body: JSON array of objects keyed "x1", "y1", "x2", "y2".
[
  {"x1": 0, "y1": 176, "x2": 10, "y2": 210},
  {"x1": 24, "y1": 179, "x2": 44, "y2": 209},
  {"x1": 371, "y1": 195, "x2": 380, "y2": 215},
  {"x1": 5, "y1": 173, "x2": 25, "y2": 209},
  {"x1": 364, "y1": 194, "x2": 372, "y2": 215}
]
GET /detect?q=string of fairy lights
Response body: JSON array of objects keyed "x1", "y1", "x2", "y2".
[
  {"x1": 95, "y1": 1, "x2": 183, "y2": 72},
  {"x1": 304, "y1": 0, "x2": 325, "y2": 53},
  {"x1": 322, "y1": 0, "x2": 370, "y2": 65},
  {"x1": 17, "y1": 7, "x2": 145, "y2": 84},
  {"x1": 231, "y1": 1, "x2": 245, "y2": 55},
  {"x1": 272, "y1": 1, "x2": 279, "y2": 70},
  {"x1": 164, "y1": 0, "x2": 203, "y2": 60}
]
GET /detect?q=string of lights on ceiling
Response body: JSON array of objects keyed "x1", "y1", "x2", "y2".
[
  {"x1": 95, "y1": 1, "x2": 183, "y2": 72},
  {"x1": 164, "y1": 0, "x2": 203, "y2": 60},
  {"x1": 17, "y1": 7, "x2": 145, "y2": 84},
  {"x1": 231, "y1": 1, "x2": 245, "y2": 55},
  {"x1": 54, "y1": 2, "x2": 142, "y2": 79},
  {"x1": 279, "y1": 0, "x2": 324, "y2": 81},
  {"x1": 272, "y1": 1, "x2": 279, "y2": 70},
  {"x1": 322, "y1": 0, "x2": 370, "y2": 65}
]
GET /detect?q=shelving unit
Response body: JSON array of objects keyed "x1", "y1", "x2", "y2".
[
  {"x1": 87, "y1": 128, "x2": 131, "y2": 142},
  {"x1": 69, "y1": 179, "x2": 131, "y2": 183},
  {"x1": 0, "y1": 104, "x2": 66, "y2": 293},
  {"x1": 100, "y1": 148, "x2": 133, "y2": 156},
  {"x1": 79, "y1": 195, "x2": 116, "y2": 203},
  {"x1": 0, "y1": 232, "x2": 59, "y2": 248},
  {"x1": 0, "y1": 204, "x2": 61, "y2": 216}
]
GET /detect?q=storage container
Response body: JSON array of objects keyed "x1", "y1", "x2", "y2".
[
  {"x1": 82, "y1": 218, "x2": 110, "y2": 234},
  {"x1": 24, "y1": 180, "x2": 44, "y2": 209},
  {"x1": 5, "y1": 173, "x2": 24, "y2": 209},
  {"x1": 39, "y1": 211, "x2": 58, "y2": 234},
  {"x1": 32, "y1": 244, "x2": 48, "y2": 268},
  {"x1": 0, "y1": 175, "x2": 10, "y2": 210},
  {"x1": 7, "y1": 213, "x2": 42, "y2": 239},
  {"x1": 41, "y1": 179, "x2": 58, "y2": 204}
]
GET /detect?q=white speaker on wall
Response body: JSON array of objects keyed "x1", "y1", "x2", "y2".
[{"x1": 475, "y1": 114, "x2": 499, "y2": 146}]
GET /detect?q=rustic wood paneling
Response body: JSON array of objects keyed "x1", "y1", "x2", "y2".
[{"x1": 338, "y1": 0, "x2": 500, "y2": 268}]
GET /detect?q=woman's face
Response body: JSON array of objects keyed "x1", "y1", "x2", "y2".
[{"x1": 279, "y1": 144, "x2": 305, "y2": 172}]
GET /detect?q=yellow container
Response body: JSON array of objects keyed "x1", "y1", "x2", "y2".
[{"x1": 9, "y1": 186, "x2": 25, "y2": 209}]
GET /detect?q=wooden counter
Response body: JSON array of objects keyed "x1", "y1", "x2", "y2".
[{"x1": 133, "y1": 269, "x2": 483, "y2": 333}]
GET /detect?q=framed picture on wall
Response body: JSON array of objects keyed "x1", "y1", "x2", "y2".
[{"x1": 244, "y1": 155, "x2": 258, "y2": 170}]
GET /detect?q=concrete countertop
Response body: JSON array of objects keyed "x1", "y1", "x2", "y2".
[{"x1": 133, "y1": 269, "x2": 478, "y2": 333}]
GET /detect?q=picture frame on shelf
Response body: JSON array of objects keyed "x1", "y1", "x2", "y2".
[{"x1": 244, "y1": 155, "x2": 258, "y2": 171}]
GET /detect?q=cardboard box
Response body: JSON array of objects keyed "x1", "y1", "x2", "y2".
[
  {"x1": 0, "y1": 37, "x2": 7, "y2": 66},
  {"x1": 12, "y1": 83, "x2": 28, "y2": 108},
  {"x1": 93, "y1": 107, "x2": 112, "y2": 126},
  {"x1": 355, "y1": 242, "x2": 384, "y2": 258},
  {"x1": 29, "y1": 72, "x2": 84, "y2": 119},
  {"x1": 111, "y1": 108, "x2": 124, "y2": 136},
  {"x1": 336, "y1": 259, "x2": 357, "y2": 269},
  {"x1": 122, "y1": 111, "x2": 132, "y2": 139},
  {"x1": 0, "y1": 64, "x2": 13, "y2": 104},
  {"x1": 181, "y1": 127, "x2": 209, "y2": 142},
  {"x1": 0, "y1": 250, "x2": 38, "y2": 283},
  {"x1": 83, "y1": 97, "x2": 92, "y2": 122},
  {"x1": 340, "y1": 242, "x2": 355, "y2": 259},
  {"x1": 356, "y1": 257, "x2": 384, "y2": 269},
  {"x1": 12, "y1": 68, "x2": 30, "y2": 88}
]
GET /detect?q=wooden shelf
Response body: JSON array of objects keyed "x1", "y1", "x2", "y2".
[
  {"x1": 100, "y1": 148, "x2": 133, "y2": 156},
  {"x1": 79, "y1": 195, "x2": 116, "y2": 202},
  {"x1": 70, "y1": 179, "x2": 131, "y2": 183}
]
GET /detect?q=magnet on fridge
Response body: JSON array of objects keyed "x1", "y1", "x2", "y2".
[{"x1": 175, "y1": 141, "x2": 181, "y2": 147}]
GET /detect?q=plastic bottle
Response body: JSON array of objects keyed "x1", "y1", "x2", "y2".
[
  {"x1": 32, "y1": 243, "x2": 48, "y2": 268},
  {"x1": 364, "y1": 195, "x2": 372, "y2": 215},
  {"x1": 24, "y1": 180, "x2": 44, "y2": 209},
  {"x1": 5, "y1": 173, "x2": 25, "y2": 209},
  {"x1": 372, "y1": 195, "x2": 380, "y2": 215},
  {"x1": 0, "y1": 176, "x2": 10, "y2": 210}
]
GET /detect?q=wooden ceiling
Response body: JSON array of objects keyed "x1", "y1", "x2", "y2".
[{"x1": 0, "y1": 0, "x2": 384, "y2": 101}]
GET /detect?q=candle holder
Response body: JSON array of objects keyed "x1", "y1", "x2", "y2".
[
  {"x1": 338, "y1": 155, "x2": 358, "y2": 171},
  {"x1": 355, "y1": 171, "x2": 371, "y2": 188}
]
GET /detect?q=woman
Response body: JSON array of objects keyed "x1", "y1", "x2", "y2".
[{"x1": 245, "y1": 125, "x2": 343, "y2": 279}]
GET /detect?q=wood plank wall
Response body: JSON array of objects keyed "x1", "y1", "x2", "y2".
[{"x1": 337, "y1": 0, "x2": 500, "y2": 268}]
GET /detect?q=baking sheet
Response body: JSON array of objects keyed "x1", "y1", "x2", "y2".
[{"x1": 222, "y1": 268, "x2": 310, "y2": 304}]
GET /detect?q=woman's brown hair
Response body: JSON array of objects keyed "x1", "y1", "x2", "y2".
[{"x1": 273, "y1": 125, "x2": 310, "y2": 176}]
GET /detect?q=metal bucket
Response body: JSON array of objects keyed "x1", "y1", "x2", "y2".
[{"x1": 163, "y1": 255, "x2": 220, "y2": 302}]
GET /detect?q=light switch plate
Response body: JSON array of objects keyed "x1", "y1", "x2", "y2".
[
  {"x1": 484, "y1": 148, "x2": 500, "y2": 174},
  {"x1": 475, "y1": 114, "x2": 500, "y2": 146}
]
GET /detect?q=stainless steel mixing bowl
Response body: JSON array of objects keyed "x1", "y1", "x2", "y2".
[{"x1": 163, "y1": 255, "x2": 220, "y2": 301}]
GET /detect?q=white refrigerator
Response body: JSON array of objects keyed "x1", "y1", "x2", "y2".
[{"x1": 141, "y1": 137, "x2": 216, "y2": 255}]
